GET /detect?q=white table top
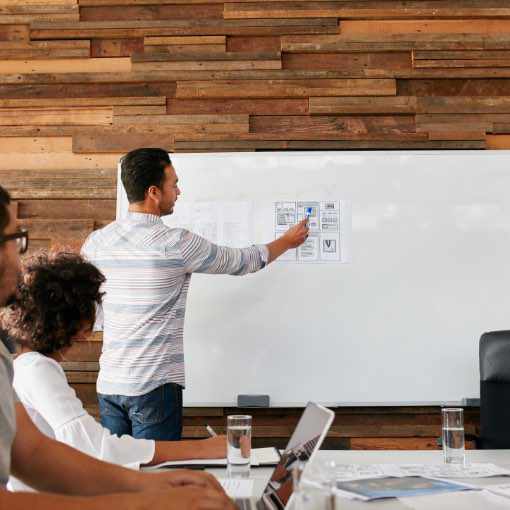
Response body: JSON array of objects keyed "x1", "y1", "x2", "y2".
[{"x1": 206, "y1": 450, "x2": 510, "y2": 509}]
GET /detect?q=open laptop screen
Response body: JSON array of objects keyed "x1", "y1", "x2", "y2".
[{"x1": 260, "y1": 402, "x2": 334, "y2": 510}]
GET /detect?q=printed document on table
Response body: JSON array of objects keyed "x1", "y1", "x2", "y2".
[
  {"x1": 329, "y1": 463, "x2": 510, "y2": 482},
  {"x1": 274, "y1": 200, "x2": 351, "y2": 263}
]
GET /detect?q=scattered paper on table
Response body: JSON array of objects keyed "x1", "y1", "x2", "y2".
[{"x1": 330, "y1": 463, "x2": 510, "y2": 482}]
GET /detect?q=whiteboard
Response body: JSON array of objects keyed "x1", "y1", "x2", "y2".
[{"x1": 116, "y1": 151, "x2": 510, "y2": 405}]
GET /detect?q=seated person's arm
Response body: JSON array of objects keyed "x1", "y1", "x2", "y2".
[
  {"x1": 11, "y1": 403, "x2": 142, "y2": 495},
  {"x1": 11, "y1": 404, "x2": 224, "y2": 497}
]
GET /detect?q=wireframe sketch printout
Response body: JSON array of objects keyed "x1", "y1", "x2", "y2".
[
  {"x1": 274, "y1": 200, "x2": 351, "y2": 263},
  {"x1": 168, "y1": 201, "x2": 253, "y2": 247}
]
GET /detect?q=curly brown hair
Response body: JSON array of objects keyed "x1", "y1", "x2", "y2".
[{"x1": 2, "y1": 251, "x2": 105, "y2": 355}]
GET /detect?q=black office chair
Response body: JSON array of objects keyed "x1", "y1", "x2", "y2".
[{"x1": 479, "y1": 330, "x2": 510, "y2": 449}]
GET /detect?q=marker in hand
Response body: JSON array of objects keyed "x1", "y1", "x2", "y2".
[
  {"x1": 305, "y1": 207, "x2": 313, "y2": 227},
  {"x1": 206, "y1": 424, "x2": 218, "y2": 437}
]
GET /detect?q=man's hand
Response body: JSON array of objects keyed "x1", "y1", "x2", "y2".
[
  {"x1": 281, "y1": 218, "x2": 309, "y2": 249},
  {"x1": 266, "y1": 218, "x2": 310, "y2": 263},
  {"x1": 199, "y1": 435, "x2": 227, "y2": 459},
  {"x1": 136, "y1": 470, "x2": 224, "y2": 494},
  {"x1": 140, "y1": 487, "x2": 237, "y2": 510}
]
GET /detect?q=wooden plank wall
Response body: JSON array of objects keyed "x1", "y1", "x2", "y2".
[{"x1": 3, "y1": 0, "x2": 501, "y2": 448}]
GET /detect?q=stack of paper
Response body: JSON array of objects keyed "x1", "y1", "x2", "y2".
[{"x1": 145, "y1": 447, "x2": 280, "y2": 470}]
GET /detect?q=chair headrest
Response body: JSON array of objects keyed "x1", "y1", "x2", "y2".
[{"x1": 480, "y1": 331, "x2": 510, "y2": 382}]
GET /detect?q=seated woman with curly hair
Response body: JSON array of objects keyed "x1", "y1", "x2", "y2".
[{"x1": 3, "y1": 252, "x2": 226, "y2": 492}]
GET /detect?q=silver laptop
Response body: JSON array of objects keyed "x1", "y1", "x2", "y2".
[{"x1": 235, "y1": 402, "x2": 334, "y2": 510}]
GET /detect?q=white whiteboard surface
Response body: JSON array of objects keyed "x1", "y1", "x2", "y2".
[{"x1": 116, "y1": 151, "x2": 510, "y2": 405}]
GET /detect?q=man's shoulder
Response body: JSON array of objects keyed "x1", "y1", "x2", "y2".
[{"x1": 81, "y1": 220, "x2": 119, "y2": 254}]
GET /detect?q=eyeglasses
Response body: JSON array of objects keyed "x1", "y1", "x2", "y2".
[{"x1": 0, "y1": 228, "x2": 29, "y2": 254}]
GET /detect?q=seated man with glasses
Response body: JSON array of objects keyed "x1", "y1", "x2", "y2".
[{"x1": 0, "y1": 185, "x2": 235, "y2": 510}]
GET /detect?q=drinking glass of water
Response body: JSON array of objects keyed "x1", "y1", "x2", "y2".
[
  {"x1": 442, "y1": 408, "x2": 465, "y2": 465},
  {"x1": 227, "y1": 415, "x2": 252, "y2": 477}
]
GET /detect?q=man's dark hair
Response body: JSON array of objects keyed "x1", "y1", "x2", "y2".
[
  {"x1": 0, "y1": 185, "x2": 11, "y2": 236},
  {"x1": 120, "y1": 148, "x2": 171, "y2": 203},
  {"x1": 3, "y1": 252, "x2": 105, "y2": 355}
]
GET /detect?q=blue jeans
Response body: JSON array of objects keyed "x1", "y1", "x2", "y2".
[{"x1": 98, "y1": 382, "x2": 183, "y2": 441}]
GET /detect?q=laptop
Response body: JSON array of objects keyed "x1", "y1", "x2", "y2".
[{"x1": 235, "y1": 401, "x2": 335, "y2": 510}]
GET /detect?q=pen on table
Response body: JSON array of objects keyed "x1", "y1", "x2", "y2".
[{"x1": 206, "y1": 424, "x2": 218, "y2": 437}]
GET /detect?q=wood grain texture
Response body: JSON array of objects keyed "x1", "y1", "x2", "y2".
[
  {"x1": 0, "y1": 107, "x2": 113, "y2": 125},
  {"x1": 90, "y1": 38, "x2": 143, "y2": 57},
  {"x1": 282, "y1": 34, "x2": 510, "y2": 52},
  {"x1": 0, "y1": 57, "x2": 130, "y2": 73},
  {"x1": 0, "y1": 96, "x2": 165, "y2": 107},
  {"x1": 30, "y1": 18, "x2": 340, "y2": 39},
  {"x1": 0, "y1": 40, "x2": 90, "y2": 59},
  {"x1": 80, "y1": 4, "x2": 223, "y2": 21},
  {"x1": 225, "y1": 2, "x2": 510, "y2": 20},
  {"x1": 176, "y1": 79, "x2": 396, "y2": 98},
  {"x1": 73, "y1": 126, "x2": 175, "y2": 152},
  {"x1": 167, "y1": 98, "x2": 308, "y2": 115},
  {"x1": 18, "y1": 199, "x2": 115, "y2": 220},
  {"x1": 309, "y1": 96, "x2": 417, "y2": 114}
]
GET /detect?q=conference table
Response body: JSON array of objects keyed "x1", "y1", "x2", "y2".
[{"x1": 205, "y1": 450, "x2": 510, "y2": 509}]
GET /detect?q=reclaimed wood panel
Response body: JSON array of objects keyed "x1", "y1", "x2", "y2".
[
  {"x1": 0, "y1": 151, "x2": 120, "y2": 169},
  {"x1": 227, "y1": 35, "x2": 281, "y2": 52},
  {"x1": 18, "y1": 199, "x2": 115, "y2": 220},
  {"x1": 30, "y1": 18, "x2": 340, "y2": 40},
  {"x1": 225, "y1": 2, "x2": 510, "y2": 21},
  {"x1": 80, "y1": 4, "x2": 223, "y2": 21},
  {"x1": 0, "y1": 25, "x2": 29, "y2": 41},
  {"x1": 0, "y1": 70, "x2": 387, "y2": 87},
  {"x1": 282, "y1": 52, "x2": 411, "y2": 72},
  {"x1": 0, "y1": 96, "x2": 165, "y2": 107},
  {"x1": 417, "y1": 96, "x2": 510, "y2": 113},
  {"x1": 486, "y1": 134, "x2": 510, "y2": 148},
  {"x1": 340, "y1": 20, "x2": 510, "y2": 36},
  {"x1": 131, "y1": 51, "x2": 282, "y2": 71},
  {"x1": 59, "y1": 341, "x2": 102, "y2": 362},
  {"x1": 90, "y1": 38, "x2": 143, "y2": 57},
  {"x1": 167, "y1": 98, "x2": 308, "y2": 115},
  {"x1": 176, "y1": 79, "x2": 396, "y2": 98},
  {"x1": 0, "y1": 57, "x2": 130, "y2": 73},
  {"x1": 72, "y1": 126, "x2": 175, "y2": 152},
  {"x1": 250, "y1": 114, "x2": 419, "y2": 138},
  {"x1": 175, "y1": 139, "x2": 484, "y2": 150},
  {"x1": 350, "y1": 437, "x2": 440, "y2": 450},
  {"x1": 0, "y1": 40, "x2": 90, "y2": 59},
  {"x1": 398, "y1": 78, "x2": 510, "y2": 96},
  {"x1": 145, "y1": 35, "x2": 226, "y2": 46},
  {"x1": 18, "y1": 218, "x2": 94, "y2": 241},
  {"x1": 0, "y1": 107, "x2": 112, "y2": 125},
  {"x1": 113, "y1": 113, "x2": 249, "y2": 135},
  {"x1": 143, "y1": 44, "x2": 226, "y2": 55},
  {"x1": 282, "y1": 34, "x2": 510, "y2": 53},
  {"x1": 309, "y1": 96, "x2": 417, "y2": 114},
  {"x1": 112, "y1": 104, "x2": 167, "y2": 115},
  {"x1": 0, "y1": 82, "x2": 177, "y2": 99}
]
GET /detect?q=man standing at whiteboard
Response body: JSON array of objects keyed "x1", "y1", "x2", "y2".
[{"x1": 81, "y1": 148, "x2": 309, "y2": 441}]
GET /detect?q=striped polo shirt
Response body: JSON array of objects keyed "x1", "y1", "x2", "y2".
[{"x1": 81, "y1": 212, "x2": 268, "y2": 397}]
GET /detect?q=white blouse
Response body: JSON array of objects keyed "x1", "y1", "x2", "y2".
[{"x1": 8, "y1": 351, "x2": 155, "y2": 492}]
